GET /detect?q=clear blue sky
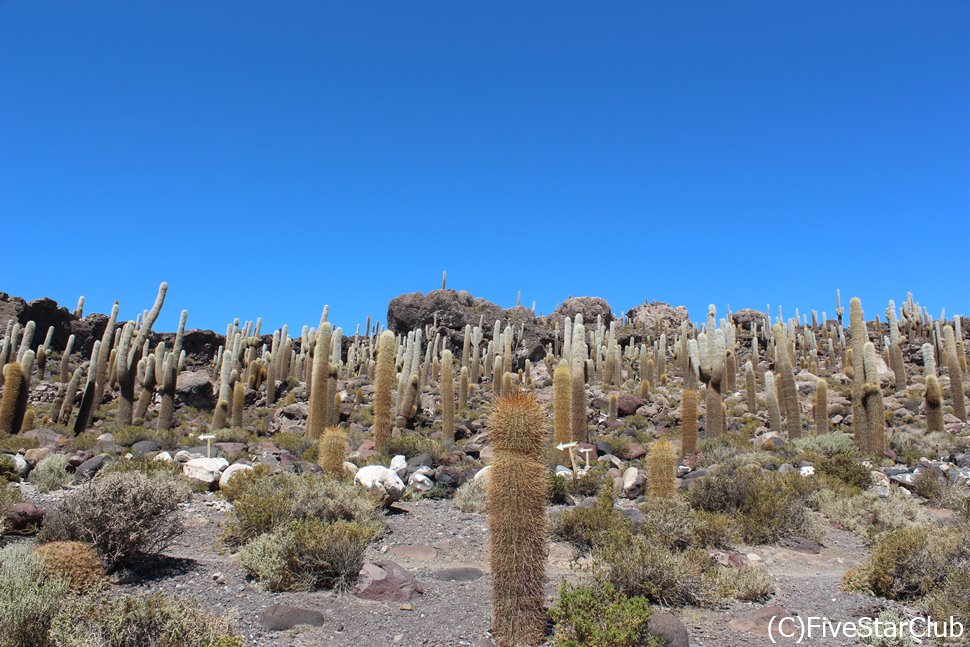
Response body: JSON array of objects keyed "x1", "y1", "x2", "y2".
[{"x1": 2, "y1": 1, "x2": 968, "y2": 333}]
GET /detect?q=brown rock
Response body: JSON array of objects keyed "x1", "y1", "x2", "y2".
[
  {"x1": 648, "y1": 611, "x2": 690, "y2": 647},
  {"x1": 175, "y1": 370, "x2": 215, "y2": 409},
  {"x1": 4, "y1": 502, "x2": 45, "y2": 535},
  {"x1": 728, "y1": 604, "x2": 788, "y2": 637},
  {"x1": 355, "y1": 560, "x2": 424, "y2": 602}
]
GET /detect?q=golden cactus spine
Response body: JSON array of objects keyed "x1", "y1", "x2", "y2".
[
  {"x1": 849, "y1": 297, "x2": 869, "y2": 451},
  {"x1": 373, "y1": 330, "x2": 396, "y2": 452},
  {"x1": 647, "y1": 439, "x2": 677, "y2": 498},
  {"x1": 765, "y1": 371, "x2": 782, "y2": 432},
  {"x1": 157, "y1": 351, "x2": 178, "y2": 431},
  {"x1": 458, "y1": 366, "x2": 469, "y2": 412},
  {"x1": 744, "y1": 360, "x2": 757, "y2": 412},
  {"x1": 486, "y1": 392, "x2": 547, "y2": 647},
  {"x1": 231, "y1": 381, "x2": 245, "y2": 428}
]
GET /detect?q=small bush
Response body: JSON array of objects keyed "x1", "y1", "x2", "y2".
[
  {"x1": 38, "y1": 471, "x2": 186, "y2": 571},
  {"x1": 103, "y1": 424, "x2": 180, "y2": 449},
  {"x1": 553, "y1": 495, "x2": 630, "y2": 552},
  {"x1": 0, "y1": 482, "x2": 19, "y2": 533},
  {"x1": 549, "y1": 581, "x2": 662, "y2": 647},
  {"x1": 48, "y1": 592, "x2": 242, "y2": 647},
  {"x1": 568, "y1": 469, "x2": 607, "y2": 498},
  {"x1": 811, "y1": 488, "x2": 930, "y2": 540},
  {"x1": 844, "y1": 526, "x2": 955, "y2": 600},
  {"x1": 384, "y1": 435, "x2": 446, "y2": 461},
  {"x1": 0, "y1": 543, "x2": 70, "y2": 647},
  {"x1": 691, "y1": 510, "x2": 738, "y2": 548},
  {"x1": 718, "y1": 564, "x2": 773, "y2": 602},
  {"x1": 925, "y1": 567, "x2": 970, "y2": 631},
  {"x1": 238, "y1": 518, "x2": 377, "y2": 592},
  {"x1": 0, "y1": 454, "x2": 18, "y2": 482},
  {"x1": 454, "y1": 477, "x2": 487, "y2": 513},
  {"x1": 859, "y1": 609, "x2": 919, "y2": 647},
  {"x1": 912, "y1": 469, "x2": 945, "y2": 502},
  {"x1": 28, "y1": 454, "x2": 73, "y2": 492},
  {"x1": 34, "y1": 541, "x2": 106, "y2": 592},
  {"x1": 888, "y1": 430, "x2": 955, "y2": 465},
  {"x1": 99, "y1": 455, "x2": 181, "y2": 478},
  {"x1": 548, "y1": 473, "x2": 570, "y2": 504},
  {"x1": 687, "y1": 465, "x2": 819, "y2": 544},
  {"x1": 594, "y1": 530, "x2": 722, "y2": 607},
  {"x1": 221, "y1": 470, "x2": 380, "y2": 548},
  {"x1": 814, "y1": 452, "x2": 872, "y2": 491},
  {"x1": 789, "y1": 432, "x2": 857, "y2": 457},
  {"x1": 0, "y1": 435, "x2": 39, "y2": 453}
]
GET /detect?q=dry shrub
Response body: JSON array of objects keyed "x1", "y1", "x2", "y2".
[
  {"x1": 238, "y1": 518, "x2": 378, "y2": 592},
  {"x1": 38, "y1": 471, "x2": 185, "y2": 571}
]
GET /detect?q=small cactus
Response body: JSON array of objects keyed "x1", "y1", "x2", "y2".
[
  {"x1": 814, "y1": 378, "x2": 829, "y2": 435},
  {"x1": 680, "y1": 388, "x2": 698, "y2": 456},
  {"x1": 318, "y1": 426, "x2": 348, "y2": 479},
  {"x1": 924, "y1": 374, "x2": 944, "y2": 433}
]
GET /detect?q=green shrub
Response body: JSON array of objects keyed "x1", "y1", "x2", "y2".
[
  {"x1": 844, "y1": 525, "x2": 960, "y2": 600},
  {"x1": 99, "y1": 455, "x2": 181, "y2": 479},
  {"x1": 0, "y1": 435, "x2": 39, "y2": 453},
  {"x1": 221, "y1": 470, "x2": 380, "y2": 548},
  {"x1": 549, "y1": 581, "x2": 662, "y2": 647},
  {"x1": 28, "y1": 454, "x2": 73, "y2": 492},
  {"x1": 687, "y1": 466, "x2": 819, "y2": 544},
  {"x1": 238, "y1": 518, "x2": 377, "y2": 592},
  {"x1": 691, "y1": 510, "x2": 738, "y2": 548},
  {"x1": 553, "y1": 494, "x2": 630, "y2": 552},
  {"x1": 548, "y1": 473, "x2": 570, "y2": 504},
  {"x1": 814, "y1": 452, "x2": 872, "y2": 490},
  {"x1": 0, "y1": 454, "x2": 18, "y2": 482},
  {"x1": 859, "y1": 609, "x2": 918, "y2": 647},
  {"x1": 568, "y1": 469, "x2": 607, "y2": 498},
  {"x1": 925, "y1": 567, "x2": 970, "y2": 631},
  {"x1": 912, "y1": 469, "x2": 945, "y2": 502},
  {"x1": 0, "y1": 543, "x2": 70, "y2": 647},
  {"x1": 718, "y1": 564, "x2": 773, "y2": 602},
  {"x1": 384, "y1": 435, "x2": 445, "y2": 461},
  {"x1": 38, "y1": 471, "x2": 186, "y2": 571},
  {"x1": 789, "y1": 432, "x2": 856, "y2": 457},
  {"x1": 888, "y1": 430, "x2": 955, "y2": 465},
  {"x1": 637, "y1": 497, "x2": 702, "y2": 550},
  {"x1": 0, "y1": 482, "x2": 19, "y2": 534},
  {"x1": 594, "y1": 530, "x2": 722, "y2": 607},
  {"x1": 48, "y1": 592, "x2": 242, "y2": 647},
  {"x1": 453, "y1": 477, "x2": 487, "y2": 513},
  {"x1": 103, "y1": 425, "x2": 180, "y2": 449}
]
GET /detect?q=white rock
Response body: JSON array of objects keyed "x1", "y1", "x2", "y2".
[
  {"x1": 408, "y1": 472, "x2": 434, "y2": 492},
  {"x1": 553, "y1": 465, "x2": 573, "y2": 479},
  {"x1": 474, "y1": 465, "x2": 492, "y2": 481},
  {"x1": 343, "y1": 461, "x2": 359, "y2": 476},
  {"x1": 355, "y1": 465, "x2": 405, "y2": 505},
  {"x1": 218, "y1": 463, "x2": 253, "y2": 489},
  {"x1": 389, "y1": 454, "x2": 407, "y2": 478},
  {"x1": 5, "y1": 454, "x2": 29, "y2": 477},
  {"x1": 622, "y1": 466, "x2": 639, "y2": 494},
  {"x1": 799, "y1": 466, "x2": 815, "y2": 477},
  {"x1": 413, "y1": 465, "x2": 434, "y2": 478},
  {"x1": 153, "y1": 451, "x2": 174, "y2": 462},
  {"x1": 183, "y1": 457, "x2": 229, "y2": 489}
]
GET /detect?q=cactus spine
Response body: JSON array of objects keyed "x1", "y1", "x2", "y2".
[
  {"x1": 487, "y1": 392, "x2": 547, "y2": 647},
  {"x1": 552, "y1": 360, "x2": 571, "y2": 463},
  {"x1": 157, "y1": 351, "x2": 178, "y2": 431},
  {"x1": 744, "y1": 360, "x2": 756, "y2": 412},
  {"x1": 647, "y1": 439, "x2": 677, "y2": 498},
  {"x1": 373, "y1": 330, "x2": 396, "y2": 452},
  {"x1": 849, "y1": 297, "x2": 869, "y2": 451},
  {"x1": 231, "y1": 381, "x2": 245, "y2": 428},
  {"x1": 765, "y1": 372, "x2": 782, "y2": 432},
  {"x1": 861, "y1": 342, "x2": 886, "y2": 456},
  {"x1": 458, "y1": 366, "x2": 469, "y2": 412},
  {"x1": 307, "y1": 323, "x2": 332, "y2": 440}
]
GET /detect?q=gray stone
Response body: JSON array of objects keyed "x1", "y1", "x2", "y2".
[{"x1": 258, "y1": 604, "x2": 326, "y2": 631}]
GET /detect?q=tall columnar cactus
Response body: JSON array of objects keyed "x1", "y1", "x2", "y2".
[
  {"x1": 318, "y1": 426, "x2": 347, "y2": 479},
  {"x1": 849, "y1": 297, "x2": 869, "y2": 451},
  {"x1": 552, "y1": 360, "x2": 571, "y2": 463},
  {"x1": 0, "y1": 361, "x2": 28, "y2": 435},
  {"x1": 744, "y1": 360, "x2": 757, "y2": 412},
  {"x1": 307, "y1": 323, "x2": 332, "y2": 440},
  {"x1": 231, "y1": 381, "x2": 245, "y2": 428},
  {"x1": 458, "y1": 366, "x2": 469, "y2": 411},
  {"x1": 440, "y1": 349, "x2": 455, "y2": 444},
  {"x1": 373, "y1": 330, "x2": 396, "y2": 452},
  {"x1": 133, "y1": 353, "x2": 157, "y2": 422},
  {"x1": 487, "y1": 392, "x2": 547, "y2": 647},
  {"x1": 772, "y1": 324, "x2": 801, "y2": 437},
  {"x1": 157, "y1": 351, "x2": 178, "y2": 432},
  {"x1": 814, "y1": 378, "x2": 828, "y2": 435},
  {"x1": 607, "y1": 392, "x2": 618, "y2": 422},
  {"x1": 765, "y1": 372, "x2": 783, "y2": 432},
  {"x1": 680, "y1": 388, "x2": 698, "y2": 456},
  {"x1": 647, "y1": 439, "x2": 677, "y2": 498},
  {"x1": 924, "y1": 374, "x2": 944, "y2": 433},
  {"x1": 74, "y1": 341, "x2": 100, "y2": 434},
  {"x1": 861, "y1": 342, "x2": 886, "y2": 456},
  {"x1": 943, "y1": 325, "x2": 967, "y2": 422}
]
